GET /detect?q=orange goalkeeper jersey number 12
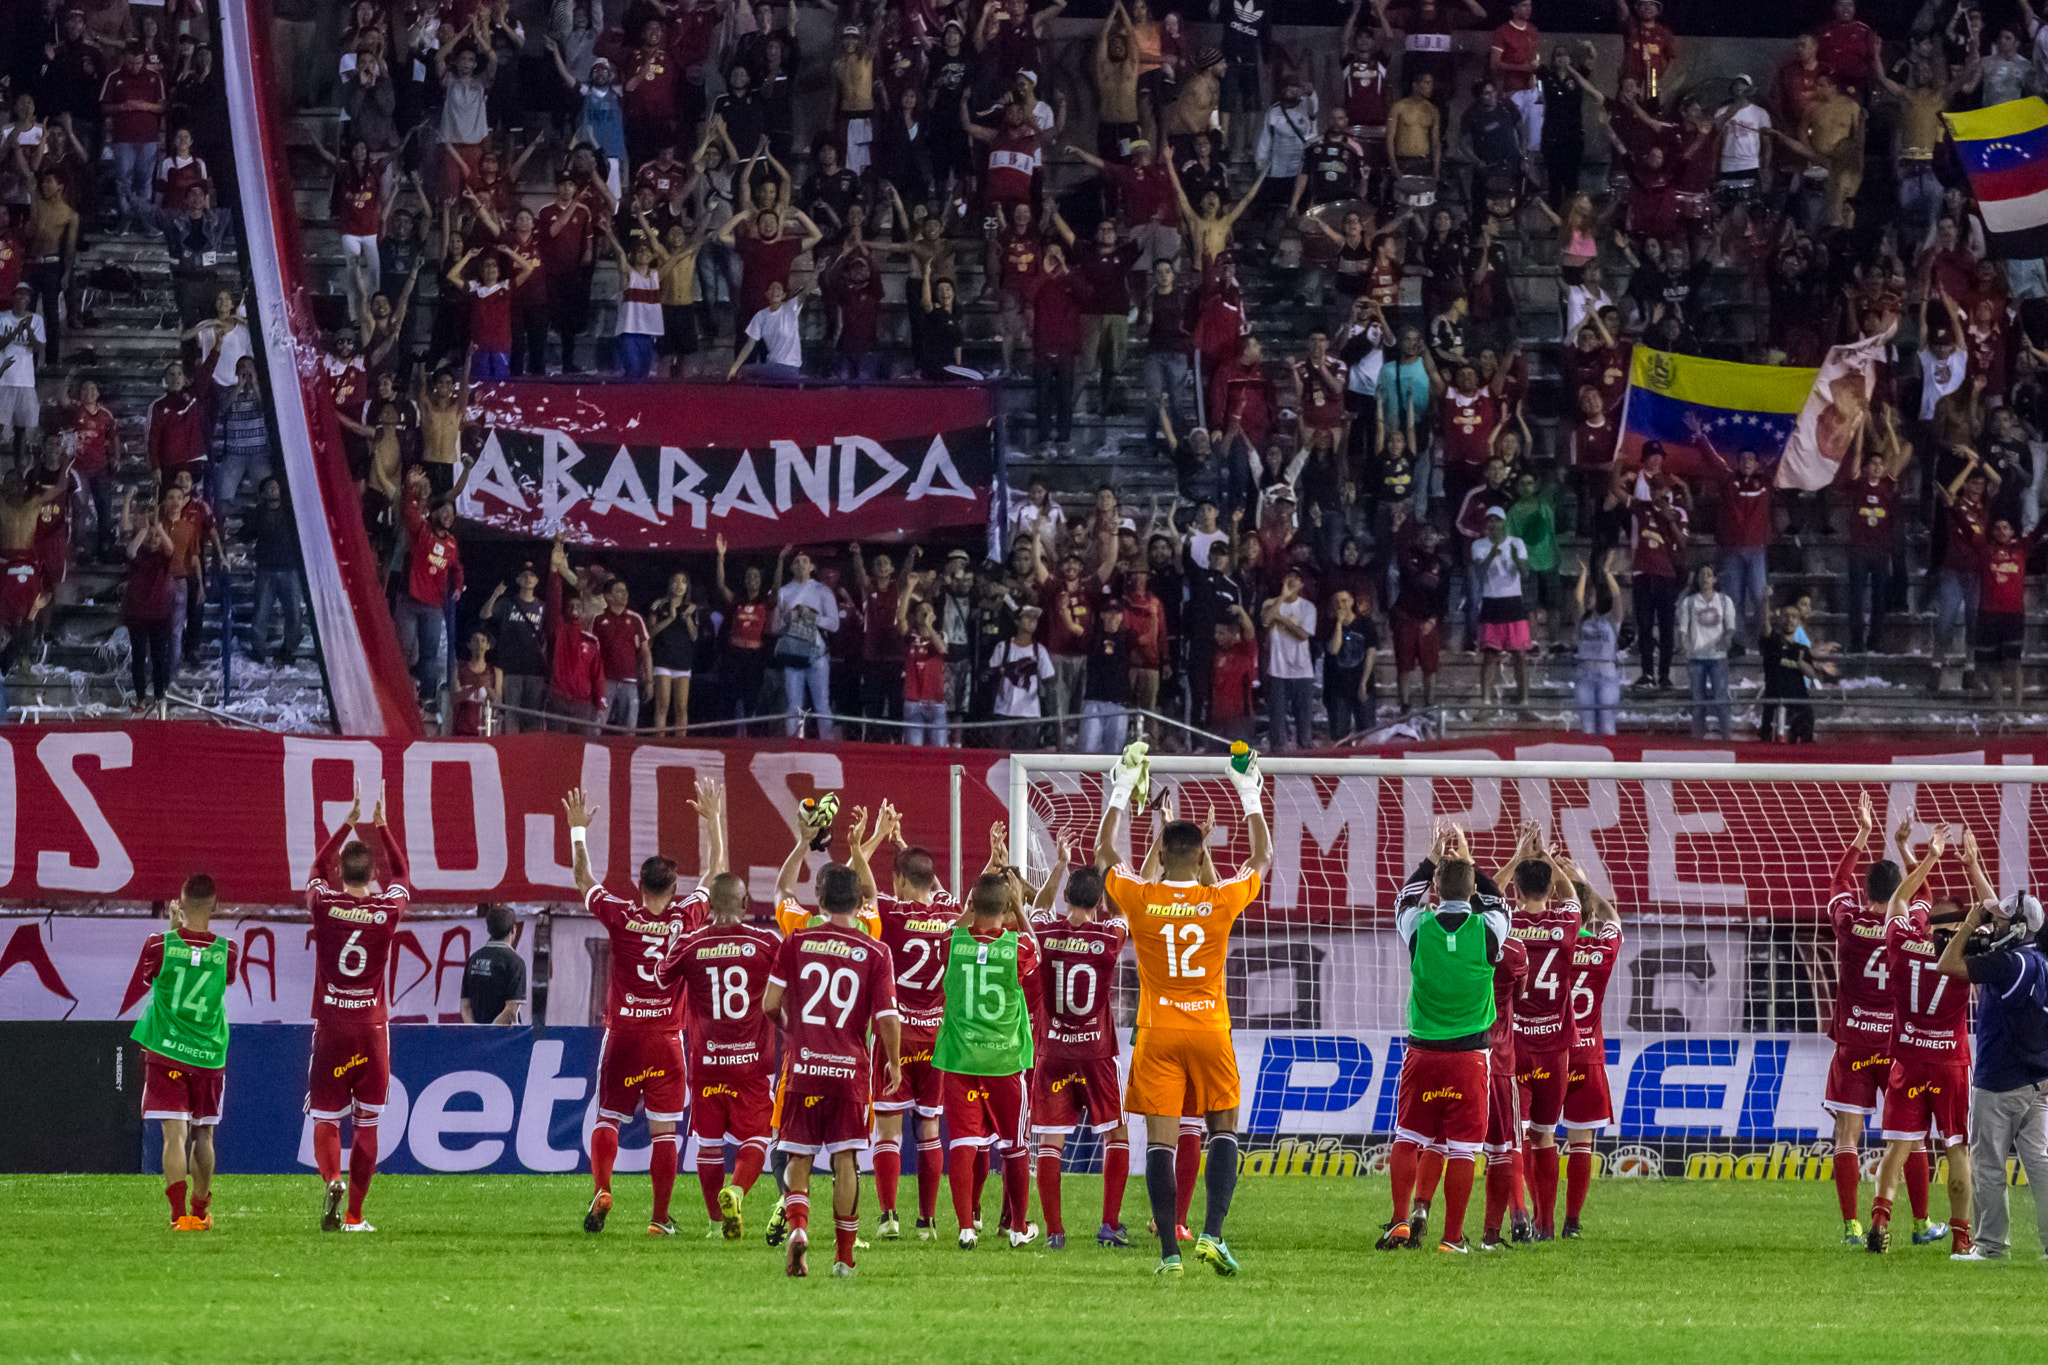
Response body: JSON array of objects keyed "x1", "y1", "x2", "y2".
[{"x1": 1104, "y1": 866, "x2": 1261, "y2": 1032}]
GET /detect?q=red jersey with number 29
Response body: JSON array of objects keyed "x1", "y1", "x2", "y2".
[
  {"x1": 876, "y1": 892, "x2": 961, "y2": 1032},
  {"x1": 770, "y1": 924, "x2": 898, "y2": 1099},
  {"x1": 1883, "y1": 914, "x2": 1967, "y2": 1062},
  {"x1": 662, "y1": 920, "x2": 781, "y2": 1080},
  {"x1": 1568, "y1": 921, "x2": 1622, "y2": 1052},
  {"x1": 1512, "y1": 898, "x2": 1583, "y2": 1051},
  {"x1": 306, "y1": 826, "x2": 411, "y2": 1023},
  {"x1": 588, "y1": 884, "x2": 708, "y2": 1032},
  {"x1": 1825, "y1": 852, "x2": 1921, "y2": 1045},
  {"x1": 1032, "y1": 911, "x2": 1127, "y2": 1062}
]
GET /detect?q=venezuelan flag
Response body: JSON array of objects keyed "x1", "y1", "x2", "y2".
[
  {"x1": 1944, "y1": 97, "x2": 2048, "y2": 256},
  {"x1": 1618, "y1": 349, "x2": 1818, "y2": 479}
]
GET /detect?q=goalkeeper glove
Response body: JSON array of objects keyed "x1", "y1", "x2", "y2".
[
  {"x1": 1107, "y1": 741, "x2": 1150, "y2": 811},
  {"x1": 1226, "y1": 748, "x2": 1264, "y2": 810}
]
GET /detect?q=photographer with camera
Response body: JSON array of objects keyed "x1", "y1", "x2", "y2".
[{"x1": 1937, "y1": 836, "x2": 2048, "y2": 1262}]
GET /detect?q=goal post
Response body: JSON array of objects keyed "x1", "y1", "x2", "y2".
[{"x1": 1006, "y1": 751, "x2": 2048, "y2": 1181}]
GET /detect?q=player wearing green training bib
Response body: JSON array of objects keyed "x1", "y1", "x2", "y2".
[
  {"x1": 132, "y1": 874, "x2": 239, "y2": 1231},
  {"x1": 933, "y1": 866, "x2": 1042, "y2": 1250}
]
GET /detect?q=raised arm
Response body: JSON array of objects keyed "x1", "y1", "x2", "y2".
[
  {"x1": 1890, "y1": 820, "x2": 1947, "y2": 913},
  {"x1": 563, "y1": 787, "x2": 599, "y2": 895}
]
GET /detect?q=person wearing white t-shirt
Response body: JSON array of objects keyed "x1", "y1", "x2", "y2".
[
  {"x1": 1471, "y1": 507, "x2": 1530, "y2": 706},
  {"x1": 1260, "y1": 567, "x2": 1318, "y2": 750},
  {"x1": 988, "y1": 604, "x2": 1056, "y2": 749},
  {"x1": 1714, "y1": 76, "x2": 1773, "y2": 197},
  {"x1": 0, "y1": 285, "x2": 44, "y2": 453},
  {"x1": 728, "y1": 278, "x2": 807, "y2": 379}
]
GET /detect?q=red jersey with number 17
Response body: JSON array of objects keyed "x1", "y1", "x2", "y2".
[
  {"x1": 1511, "y1": 897, "x2": 1583, "y2": 1051},
  {"x1": 587, "y1": 883, "x2": 708, "y2": 1033},
  {"x1": 770, "y1": 924, "x2": 898, "y2": 1099},
  {"x1": 1568, "y1": 921, "x2": 1622, "y2": 1056},
  {"x1": 875, "y1": 892, "x2": 961, "y2": 1033},
  {"x1": 1032, "y1": 910, "x2": 1127, "y2": 1062},
  {"x1": 661, "y1": 919, "x2": 781, "y2": 1079},
  {"x1": 1884, "y1": 914, "x2": 1967, "y2": 1062},
  {"x1": 306, "y1": 826, "x2": 411, "y2": 1023}
]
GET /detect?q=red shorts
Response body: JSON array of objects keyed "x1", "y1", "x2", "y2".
[
  {"x1": 1822, "y1": 1038, "x2": 1893, "y2": 1117},
  {"x1": 873, "y1": 1025, "x2": 944, "y2": 1117},
  {"x1": 776, "y1": 1092, "x2": 871, "y2": 1158},
  {"x1": 1031, "y1": 1055, "x2": 1125, "y2": 1134},
  {"x1": 940, "y1": 1069, "x2": 1029, "y2": 1150},
  {"x1": 142, "y1": 1049, "x2": 224, "y2": 1125},
  {"x1": 1516, "y1": 1044, "x2": 1570, "y2": 1131},
  {"x1": 1561, "y1": 1045, "x2": 1613, "y2": 1130},
  {"x1": 689, "y1": 1072, "x2": 774, "y2": 1144},
  {"x1": 596, "y1": 1028, "x2": 688, "y2": 1125},
  {"x1": 1881, "y1": 1056, "x2": 1971, "y2": 1146},
  {"x1": 305, "y1": 1019, "x2": 390, "y2": 1123},
  {"x1": 0, "y1": 554, "x2": 43, "y2": 627},
  {"x1": 1483, "y1": 1058, "x2": 1520, "y2": 1155},
  {"x1": 1393, "y1": 1046, "x2": 1489, "y2": 1154},
  {"x1": 1392, "y1": 613, "x2": 1441, "y2": 675}
]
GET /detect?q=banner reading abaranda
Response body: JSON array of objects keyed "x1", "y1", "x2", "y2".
[{"x1": 455, "y1": 380, "x2": 997, "y2": 551}]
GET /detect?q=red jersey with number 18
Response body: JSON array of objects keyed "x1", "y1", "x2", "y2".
[
  {"x1": 587, "y1": 883, "x2": 708, "y2": 1032},
  {"x1": 662, "y1": 920, "x2": 781, "y2": 1080},
  {"x1": 1511, "y1": 898, "x2": 1583, "y2": 1051},
  {"x1": 1032, "y1": 911, "x2": 1127, "y2": 1062},
  {"x1": 875, "y1": 892, "x2": 961, "y2": 1033},
  {"x1": 770, "y1": 924, "x2": 898, "y2": 1099},
  {"x1": 1883, "y1": 914, "x2": 1967, "y2": 1062}
]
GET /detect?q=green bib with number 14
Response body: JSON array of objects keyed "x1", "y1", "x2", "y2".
[
  {"x1": 131, "y1": 929, "x2": 230, "y2": 1069},
  {"x1": 932, "y1": 924, "x2": 1033, "y2": 1077}
]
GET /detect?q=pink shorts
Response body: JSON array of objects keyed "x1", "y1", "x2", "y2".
[
  {"x1": 1479, "y1": 619, "x2": 1532, "y2": 653},
  {"x1": 305, "y1": 1020, "x2": 390, "y2": 1123},
  {"x1": 143, "y1": 1050, "x2": 224, "y2": 1125},
  {"x1": 596, "y1": 1028, "x2": 689, "y2": 1125},
  {"x1": 1031, "y1": 1056, "x2": 1125, "y2": 1134},
  {"x1": 776, "y1": 1092, "x2": 872, "y2": 1158}
]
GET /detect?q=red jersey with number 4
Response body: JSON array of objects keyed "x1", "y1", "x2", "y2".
[
  {"x1": 305, "y1": 826, "x2": 412, "y2": 1024},
  {"x1": 1568, "y1": 922, "x2": 1622, "y2": 1053},
  {"x1": 1826, "y1": 852, "x2": 1921, "y2": 1045},
  {"x1": 587, "y1": 883, "x2": 708, "y2": 1033},
  {"x1": 1511, "y1": 898, "x2": 1582, "y2": 1051},
  {"x1": 1490, "y1": 935, "x2": 1529, "y2": 1072},
  {"x1": 1033, "y1": 912, "x2": 1127, "y2": 1062},
  {"x1": 770, "y1": 924, "x2": 899, "y2": 1099},
  {"x1": 662, "y1": 920, "x2": 781, "y2": 1080},
  {"x1": 876, "y1": 892, "x2": 961, "y2": 1032},
  {"x1": 1884, "y1": 915, "x2": 1967, "y2": 1062}
]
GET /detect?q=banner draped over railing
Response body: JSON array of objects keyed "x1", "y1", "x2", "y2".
[{"x1": 458, "y1": 381, "x2": 997, "y2": 550}]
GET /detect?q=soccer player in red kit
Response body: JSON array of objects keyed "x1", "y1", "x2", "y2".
[
  {"x1": 304, "y1": 783, "x2": 411, "y2": 1233},
  {"x1": 852, "y1": 800, "x2": 956, "y2": 1241},
  {"x1": 1480, "y1": 903, "x2": 1528, "y2": 1249},
  {"x1": 1867, "y1": 825, "x2": 1974, "y2": 1256},
  {"x1": 565, "y1": 783, "x2": 715, "y2": 1237},
  {"x1": 761, "y1": 862, "x2": 902, "y2": 1279},
  {"x1": 1556, "y1": 851, "x2": 1620, "y2": 1238},
  {"x1": 1503, "y1": 826, "x2": 1580, "y2": 1241},
  {"x1": 1821, "y1": 792, "x2": 1935, "y2": 1245},
  {"x1": 1029, "y1": 854, "x2": 1132, "y2": 1250}
]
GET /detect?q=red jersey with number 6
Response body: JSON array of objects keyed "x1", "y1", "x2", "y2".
[
  {"x1": 306, "y1": 825, "x2": 412, "y2": 1023},
  {"x1": 1032, "y1": 911, "x2": 1127, "y2": 1062},
  {"x1": 769, "y1": 924, "x2": 898, "y2": 1099},
  {"x1": 662, "y1": 920, "x2": 781, "y2": 1080},
  {"x1": 1511, "y1": 898, "x2": 1582, "y2": 1051},
  {"x1": 587, "y1": 883, "x2": 708, "y2": 1033},
  {"x1": 1568, "y1": 921, "x2": 1622, "y2": 1053},
  {"x1": 1883, "y1": 915, "x2": 1967, "y2": 1062},
  {"x1": 875, "y1": 892, "x2": 961, "y2": 1033},
  {"x1": 1825, "y1": 854, "x2": 1922, "y2": 1046}
]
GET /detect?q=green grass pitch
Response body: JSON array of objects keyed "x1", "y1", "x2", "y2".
[{"x1": 5, "y1": 1174, "x2": 2044, "y2": 1364}]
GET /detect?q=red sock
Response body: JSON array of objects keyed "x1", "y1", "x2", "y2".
[
  {"x1": 873, "y1": 1137, "x2": 902, "y2": 1213},
  {"x1": 1509, "y1": 1144, "x2": 1528, "y2": 1216},
  {"x1": 1904, "y1": 1150, "x2": 1931, "y2": 1220},
  {"x1": 1871, "y1": 1194, "x2": 1893, "y2": 1227},
  {"x1": 1832, "y1": 1147, "x2": 1860, "y2": 1221},
  {"x1": 1037, "y1": 1147, "x2": 1065, "y2": 1236},
  {"x1": 1483, "y1": 1153, "x2": 1512, "y2": 1236},
  {"x1": 1174, "y1": 1126, "x2": 1201, "y2": 1228},
  {"x1": 1565, "y1": 1146, "x2": 1593, "y2": 1222},
  {"x1": 313, "y1": 1121, "x2": 342, "y2": 1184},
  {"x1": 1102, "y1": 1137, "x2": 1130, "y2": 1228},
  {"x1": 590, "y1": 1121, "x2": 619, "y2": 1194},
  {"x1": 649, "y1": 1133, "x2": 678, "y2": 1224},
  {"x1": 1414, "y1": 1147, "x2": 1446, "y2": 1206},
  {"x1": 835, "y1": 1216, "x2": 858, "y2": 1267},
  {"x1": 1441, "y1": 1157, "x2": 1475, "y2": 1245},
  {"x1": 972, "y1": 1145, "x2": 990, "y2": 1212},
  {"x1": 948, "y1": 1144, "x2": 979, "y2": 1228},
  {"x1": 699, "y1": 1163, "x2": 726, "y2": 1223},
  {"x1": 166, "y1": 1179, "x2": 187, "y2": 1221},
  {"x1": 1530, "y1": 1144, "x2": 1559, "y2": 1231},
  {"x1": 346, "y1": 1124, "x2": 379, "y2": 1221},
  {"x1": 785, "y1": 1190, "x2": 810, "y2": 1236},
  {"x1": 191, "y1": 1188, "x2": 210, "y2": 1219},
  {"x1": 916, "y1": 1139, "x2": 944, "y2": 1220},
  {"x1": 733, "y1": 1139, "x2": 767, "y2": 1193},
  {"x1": 1001, "y1": 1147, "x2": 1031, "y2": 1231},
  {"x1": 1388, "y1": 1139, "x2": 1419, "y2": 1221}
]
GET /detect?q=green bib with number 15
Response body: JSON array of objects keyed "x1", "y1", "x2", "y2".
[{"x1": 932, "y1": 924, "x2": 1033, "y2": 1077}]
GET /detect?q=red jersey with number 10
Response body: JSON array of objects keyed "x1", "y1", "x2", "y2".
[
  {"x1": 662, "y1": 919, "x2": 781, "y2": 1079},
  {"x1": 876, "y1": 892, "x2": 960, "y2": 1032},
  {"x1": 306, "y1": 825, "x2": 411, "y2": 1023},
  {"x1": 1511, "y1": 898, "x2": 1583, "y2": 1051},
  {"x1": 1568, "y1": 921, "x2": 1622, "y2": 1054},
  {"x1": 770, "y1": 924, "x2": 898, "y2": 1099},
  {"x1": 588, "y1": 883, "x2": 708, "y2": 1033},
  {"x1": 1884, "y1": 915, "x2": 1967, "y2": 1062},
  {"x1": 1033, "y1": 911, "x2": 1127, "y2": 1062}
]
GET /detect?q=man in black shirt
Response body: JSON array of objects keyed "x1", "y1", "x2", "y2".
[
  {"x1": 1079, "y1": 598, "x2": 1134, "y2": 753},
  {"x1": 247, "y1": 477, "x2": 304, "y2": 666},
  {"x1": 1291, "y1": 110, "x2": 1366, "y2": 217},
  {"x1": 461, "y1": 905, "x2": 527, "y2": 1025},
  {"x1": 1219, "y1": 0, "x2": 1275, "y2": 161},
  {"x1": 1459, "y1": 78, "x2": 1523, "y2": 206},
  {"x1": 1182, "y1": 538, "x2": 1243, "y2": 728},
  {"x1": 482, "y1": 562, "x2": 549, "y2": 733},
  {"x1": 1537, "y1": 44, "x2": 1596, "y2": 208},
  {"x1": 1139, "y1": 259, "x2": 1192, "y2": 455}
]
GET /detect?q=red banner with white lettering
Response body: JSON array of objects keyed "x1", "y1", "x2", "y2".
[
  {"x1": 2, "y1": 729, "x2": 2046, "y2": 921},
  {"x1": 455, "y1": 380, "x2": 997, "y2": 551}
]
